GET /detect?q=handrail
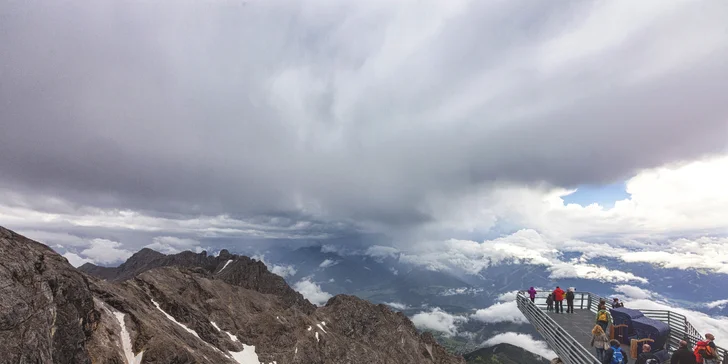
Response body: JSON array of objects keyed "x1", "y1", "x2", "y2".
[
  {"x1": 518, "y1": 290, "x2": 727, "y2": 363},
  {"x1": 517, "y1": 291, "x2": 601, "y2": 364}
]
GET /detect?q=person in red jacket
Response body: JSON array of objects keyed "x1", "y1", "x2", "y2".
[{"x1": 553, "y1": 286, "x2": 565, "y2": 313}]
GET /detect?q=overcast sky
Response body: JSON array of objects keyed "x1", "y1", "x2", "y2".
[{"x1": 1, "y1": 0, "x2": 727, "y2": 266}]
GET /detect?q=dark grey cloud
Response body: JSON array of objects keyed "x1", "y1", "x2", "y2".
[{"x1": 1, "y1": 0, "x2": 727, "y2": 233}]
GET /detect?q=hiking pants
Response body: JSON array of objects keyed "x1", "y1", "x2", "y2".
[
  {"x1": 566, "y1": 300, "x2": 574, "y2": 313},
  {"x1": 555, "y1": 300, "x2": 563, "y2": 313}
]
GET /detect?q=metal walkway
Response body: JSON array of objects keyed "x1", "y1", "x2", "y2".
[
  {"x1": 546, "y1": 310, "x2": 603, "y2": 354},
  {"x1": 517, "y1": 290, "x2": 728, "y2": 364}
]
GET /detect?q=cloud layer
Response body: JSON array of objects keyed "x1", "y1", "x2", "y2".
[
  {"x1": 482, "y1": 332, "x2": 556, "y2": 360},
  {"x1": 1, "y1": 0, "x2": 726, "y2": 241},
  {"x1": 411, "y1": 308, "x2": 468, "y2": 337}
]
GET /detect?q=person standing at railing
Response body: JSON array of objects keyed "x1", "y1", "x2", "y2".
[
  {"x1": 671, "y1": 340, "x2": 696, "y2": 364},
  {"x1": 694, "y1": 333, "x2": 718, "y2": 364},
  {"x1": 591, "y1": 324, "x2": 610, "y2": 361},
  {"x1": 553, "y1": 286, "x2": 565, "y2": 313},
  {"x1": 596, "y1": 305, "x2": 613, "y2": 332},
  {"x1": 546, "y1": 293, "x2": 554, "y2": 312},
  {"x1": 528, "y1": 287, "x2": 537, "y2": 302},
  {"x1": 566, "y1": 288, "x2": 575, "y2": 313}
]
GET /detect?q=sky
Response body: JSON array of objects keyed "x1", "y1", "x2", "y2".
[{"x1": 1, "y1": 0, "x2": 728, "y2": 268}]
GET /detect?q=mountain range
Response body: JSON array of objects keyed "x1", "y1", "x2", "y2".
[{"x1": 0, "y1": 226, "x2": 468, "y2": 364}]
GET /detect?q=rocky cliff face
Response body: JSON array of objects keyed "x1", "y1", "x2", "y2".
[{"x1": 0, "y1": 226, "x2": 465, "y2": 364}]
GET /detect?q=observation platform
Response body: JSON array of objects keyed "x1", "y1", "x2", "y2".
[{"x1": 516, "y1": 291, "x2": 726, "y2": 364}]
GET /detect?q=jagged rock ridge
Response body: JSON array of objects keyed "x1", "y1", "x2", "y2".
[{"x1": 0, "y1": 226, "x2": 464, "y2": 364}]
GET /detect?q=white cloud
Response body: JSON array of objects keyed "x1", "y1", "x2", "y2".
[
  {"x1": 411, "y1": 308, "x2": 468, "y2": 337},
  {"x1": 398, "y1": 229, "x2": 648, "y2": 283},
  {"x1": 471, "y1": 301, "x2": 528, "y2": 324},
  {"x1": 252, "y1": 254, "x2": 297, "y2": 278},
  {"x1": 481, "y1": 155, "x2": 728, "y2": 241},
  {"x1": 439, "y1": 287, "x2": 484, "y2": 296},
  {"x1": 364, "y1": 245, "x2": 399, "y2": 261},
  {"x1": 321, "y1": 245, "x2": 345, "y2": 255},
  {"x1": 482, "y1": 332, "x2": 556, "y2": 360},
  {"x1": 613, "y1": 285, "x2": 653, "y2": 300},
  {"x1": 705, "y1": 299, "x2": 728, "y2": 309},
  {"x1": 293, "y1": 279, "x2": 332, "y2": 306},
  {"x1": 621, "y1": 236, "x2": 728, "y2": 274},
  {"x1": 496, "y1": 290, "x2": 519, "y2": 302},
  {"x1": 80, "y1": 239, "x2": 133, "y2": 265},
  {"x1": 144, "y1": 236, "x2": 200, "y2": 254},
  {"x1": 384, "y1": 302, "x2": 409, "y2": 311},
  {"x1": 270, "y1": 264, "x2": 297, "y2": 278},
  {"x1": 389, "y1": 267, "x2": 398, "y2": 275},
  {"x1": 63, "y1": 252, "x2": 94, "y2": 267},
  {"x1": 549, "y1": 262, "x2": 648, "y2": 284},
  {"x1": 319, "y1": 259, "x2": 339, "y2": 268}
]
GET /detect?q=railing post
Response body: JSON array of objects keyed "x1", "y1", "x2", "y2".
[{"x1": 587, "y1": 293, "x2": 592, "y2": 311}]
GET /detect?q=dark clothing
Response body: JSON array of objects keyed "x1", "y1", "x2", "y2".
[
  {"x1": 566, "y1": 291, "x2": 575, "y2": 313},
  {"x1": 636, "y1": 352, "x2": 660, "y2": 364},
  {"x1": 603, "y1": 347, "x2": 629, "y2": 364},
  {"x1": 555, "y1": 300, "x2": 564, "y2": 313},
  {"x1": 670, "y1": 347, "x2": 697, "y2": 364}
]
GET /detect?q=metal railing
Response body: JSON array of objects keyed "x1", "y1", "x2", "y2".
[
  {"x1": 516, "y1": 291, "x2": 601, "y2": 364},
  {"x1": 518, "y1": 290, "x2": 728, "y2": 363},
  {"x1": 639, "y1": 309, "x2": 726, "y2": 361}
]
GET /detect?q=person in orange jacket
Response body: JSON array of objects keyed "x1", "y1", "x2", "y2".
[{"x1": 553, "y1": 286, "x2": 565, "y2": 313}]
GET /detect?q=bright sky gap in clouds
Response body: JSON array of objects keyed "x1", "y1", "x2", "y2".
[{"x1": 0, "y1": 0, "x2": 727, "y2": 266}]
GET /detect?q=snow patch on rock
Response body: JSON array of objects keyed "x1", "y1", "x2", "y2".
[
  {"x1": 229, "y1": 344, "x2": 262, "y2": 364},
  {"x1": 109, "y1": 309, "x2": 144, "y2": 364},
  {"x1": 152, "y1": 299, "x2": 201, "y2": 339},
  {"x1": 219, "y1": 259, "x2": 234, "y2": 273},
  {"x1": 316, "y1": 323, "x2": 327, "y2": 333}
]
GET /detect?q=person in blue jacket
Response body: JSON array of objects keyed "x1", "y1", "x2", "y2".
[{"x1": 603, "y1": 339, "x2": 629, "y2": 364}]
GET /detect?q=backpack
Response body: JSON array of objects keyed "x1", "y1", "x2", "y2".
[
  {"x1": 611, "y1": 348, "x2": 624, "y2": 364},
  {"x1": 598, "y1": 310, "x2": 608, "y2": 322},
  {"x1": 694, "y1": 340, "x2": 714, "y2": 363}
]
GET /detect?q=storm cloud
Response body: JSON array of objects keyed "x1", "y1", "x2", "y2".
[{"x1": 1, "y1": 0, "x2": 727, "y2": 241}]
